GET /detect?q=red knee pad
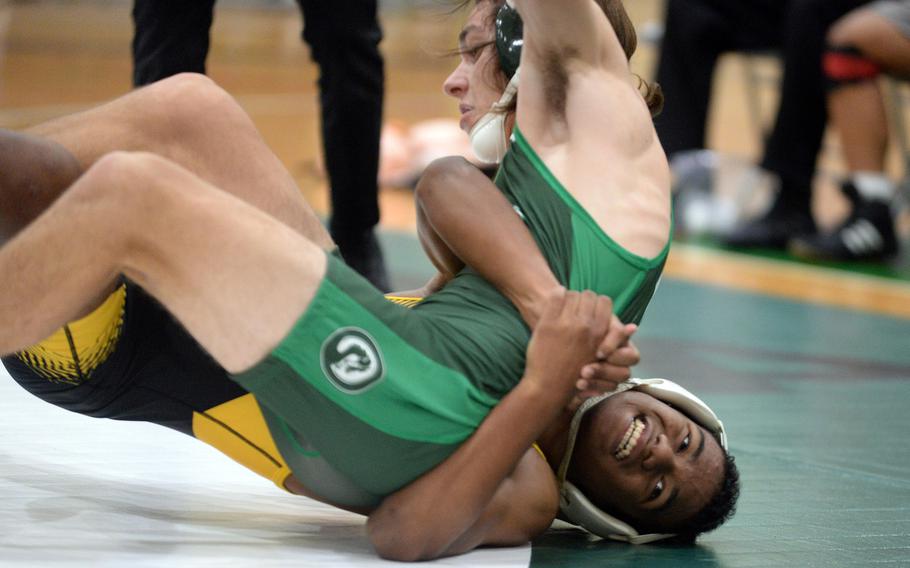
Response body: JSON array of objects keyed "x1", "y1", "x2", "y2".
[{"x1": 823, "y1": 45, "x2": 881, "y2": 90}]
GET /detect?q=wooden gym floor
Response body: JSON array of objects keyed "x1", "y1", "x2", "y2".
[{"x1": 1, "y1": 1, "x2": 909, "y2": 566}]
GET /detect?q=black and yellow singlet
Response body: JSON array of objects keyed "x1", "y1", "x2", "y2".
[{"x1": 2, "y1": 281, "x2": 294, "y2": 488}]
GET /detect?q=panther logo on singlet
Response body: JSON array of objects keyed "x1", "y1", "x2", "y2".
[{"x1": 320, "y1": 327, "x2": 385, "y2": 393}]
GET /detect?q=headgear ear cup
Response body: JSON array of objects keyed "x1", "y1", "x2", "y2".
[
  {"x1": 469, "y1": 1, "x2": 524, "y2": 164},
  {"x1": 560, "y1": 481, "x2": 673, "y2": 544},
  {"x1": 469, "y1": 71, "x2": 519, "y2": 164},
  {"x1": 495, "y1": 1, "x2": 523, "y2": 80},
  {"x1": 556, "y1": 378, "x2": 729, "y2": 543}
]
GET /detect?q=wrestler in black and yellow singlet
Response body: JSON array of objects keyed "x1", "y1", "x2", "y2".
[{"x1": 2, "y1": 281, "x2": 294, "y2": 487}]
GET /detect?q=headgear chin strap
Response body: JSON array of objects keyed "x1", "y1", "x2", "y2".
[
  {"x1": 556, "y1": 378, "x2": 728, "y2": 544},
  {"x1": 469, "y1": 69, "x2": 519, "y2": 164},
  {"x1": 469, "y1": 0, "x2": 524, "y2": 165}
]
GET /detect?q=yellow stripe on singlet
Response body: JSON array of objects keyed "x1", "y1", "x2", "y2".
[
  {"x1": 384, "y1": 295, "x2": 424, "y2": 308},
  {"x1": 193, "y1": 394, "x2": 294, "y2": 491},
  {"x1": 17, "y1": 284, "x2": 127, "y2": 384}
]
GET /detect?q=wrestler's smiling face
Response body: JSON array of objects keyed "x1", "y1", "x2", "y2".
[
  {"x1": 443, "y1": 2, "x2": 508, "y2": 133},
  {"x1": 571, "y1": 391, "x2": 726, "y2": 531}
]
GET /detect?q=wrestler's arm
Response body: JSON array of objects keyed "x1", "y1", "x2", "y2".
[
  {"x1": 513, "y1": 0, "x2": 635, "y2": 144},
  {"x1": 414, "y1": 156, "x2": 640, "y2": 392},
  {"x1": 512, "y1": 0, "x2": 624, "y2": 70},
  {"x1": 414, "y1": 156, "x2": 559, "y2": 326},
  {"x1": 367, "y1": 290, "x2": 615, "y2": 561},
  {"x1": 0, "y1": 131, "x2": 82, "y2": 243}
]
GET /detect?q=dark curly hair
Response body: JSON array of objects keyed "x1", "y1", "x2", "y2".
[{"x1": 666, "y1": 452, "x2": 741, "y2": 542}]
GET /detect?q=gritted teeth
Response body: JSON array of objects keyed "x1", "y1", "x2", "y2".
[{"x1": 614, "y1": 417, "x2": 645, "y2": 460}]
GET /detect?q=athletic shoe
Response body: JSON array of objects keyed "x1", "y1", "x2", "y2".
[
  {"x1": 790, "y1": 184, "x2": 898, "y2": 261},
  {"x1": 722, "y1": 198, "x2": 816, "y2": 249}
]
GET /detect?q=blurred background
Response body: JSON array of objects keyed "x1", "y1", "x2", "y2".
[
  {"x1": 1, "y1": 0, "x2": 908, "y2": 284},
  {"x1": 2, "y1": 3, "x2": 910, "y2": 566}
]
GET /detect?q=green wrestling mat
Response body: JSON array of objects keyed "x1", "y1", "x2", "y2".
[
  {"x1": 383, "y1": 231, "x2": 910, "y2": 567},
  {"x1": 532, "y1": 281, "x2": 910, "y2": 567},
  {"x1": 1, "y1": 229, "x2": 907, "y2": 567}
]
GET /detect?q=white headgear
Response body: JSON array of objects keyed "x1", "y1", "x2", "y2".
[
  {"x1": 468, "y1": 0, "x2": 523, "y2": 164},
  {"x1": 469, "y1": 69, "x2": 520, "y2": 165},
  {"x1": 556, "y1": 378, "x2": 728, "y2": 544}
]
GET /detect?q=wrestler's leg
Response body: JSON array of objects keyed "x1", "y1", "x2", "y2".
[
  {"x1": 25, "y1": 73, "x2": 333, "y2": 250},
  {"x1": 0, "y1": 151, "x2": 326, "y2": 372}
]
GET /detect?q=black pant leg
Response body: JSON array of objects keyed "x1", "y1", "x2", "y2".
[
  {"x1": 132, "y1": 0, "x2": 216, "y2": 86},
  {"x1": 654, "y1": 0, "x2": 728, "y2": 156},
  {"x1": 761, "y1": 0, "x2": 872, "y2": 209},
  {"x1": 654, "y1": 0, "x2": 785, "y2": 157},
  {"x1": 298, "y1": 0, "x2": 384, "y2": 245}
]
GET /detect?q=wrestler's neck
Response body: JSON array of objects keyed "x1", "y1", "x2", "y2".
[{"x1": 536, "y1": 409, "x2": 573, "y2": 473}]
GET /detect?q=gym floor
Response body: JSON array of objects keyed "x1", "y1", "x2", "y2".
[{"x1": 1, "y1": 1, "x2": 909, "y2": 566}]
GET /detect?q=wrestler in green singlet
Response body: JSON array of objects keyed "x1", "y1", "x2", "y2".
[{"x1": 236, "y1": 131, "x2": 669, "y2": 508}]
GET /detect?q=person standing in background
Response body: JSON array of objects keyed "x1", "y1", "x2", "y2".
[
  {"x1": 654, "y1": 0, "x2": 870, "y2": 251},
  {"x1": 132, "y1": 0, "x2": 389, "y2": 289},
  {"x1": 790, "y1": 0, "x2": 910, "y2": 260}
]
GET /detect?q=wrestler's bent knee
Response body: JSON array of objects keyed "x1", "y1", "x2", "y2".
[
  {"x1": 140, "y1": 73, "x2": 253, "y2": 139},
  {"x1": 76, "y1": 152, "x2": 181, "y2": 218}
]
